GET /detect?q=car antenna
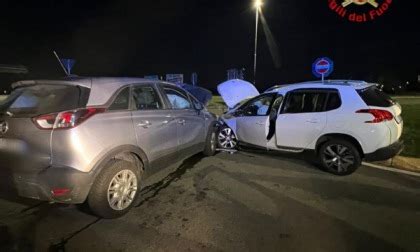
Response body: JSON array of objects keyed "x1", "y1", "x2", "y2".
[{"x1": 53, "y1": 51, "x2": 69, "y2": 76}]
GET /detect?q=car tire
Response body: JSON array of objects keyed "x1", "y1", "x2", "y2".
[
  {"x1": 318, "y1": 138, "x2": 361, "y2": 176},
  {"x1": 203, "y1": 125, "x2": 217, "y2": 156},
  {"x1": 217, "y1": 125, "x2": 237, "y2": 149},
  {"x1": 87, "y1": 159, "x2": 141, "y2": 219}
]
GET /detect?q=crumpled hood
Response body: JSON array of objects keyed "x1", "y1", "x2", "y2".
[{"x1": 217, "y1": 79, "x2": 260, "y2": 108}]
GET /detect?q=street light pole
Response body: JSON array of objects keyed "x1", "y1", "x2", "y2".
[{"x1": 253, "y1": 0, "x2": 262, "y2": 85}]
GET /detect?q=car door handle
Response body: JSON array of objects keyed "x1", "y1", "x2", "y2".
[
  {"x1": 162, "y1": 115, "x2": 173, "y2": 124},
  {"x1": 178, "y1": 119, "x2": 186, "y2": 125},
  {"x1": 138, "y1": 120, "x2": 152, "y2": 128},
  {"x1": 306, "y1": 119, "x2": 319, "y2": 123},
  {"x1": 256, "y1": 122, "x2": 265, "y2": 125}
]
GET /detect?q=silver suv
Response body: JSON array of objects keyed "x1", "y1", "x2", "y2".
[{"x1": 0, "y1": 77, "x2": 217, "y2": 218}]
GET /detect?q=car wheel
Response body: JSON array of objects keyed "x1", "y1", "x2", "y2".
[
  {"x1": 217, "y1": 126, "x2": 237, "y2": 149},
  {"x1": 203, "y1": 127, "x2": 217, "y2": 156},
  {"x1": 319, "y1": 139, "x2": 361, "y2": 176},
  {"x1": 87, "y1": 159, "x2": 141, "y2": 219}
]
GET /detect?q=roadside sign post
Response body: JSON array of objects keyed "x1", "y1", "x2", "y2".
[
  {"x1": 312, "y1": 57, "x2": 334, "y2": 82},
  {"x1": 191, "y1": 72, "x2": 198, "y2": 86},
  {"x1": 60, "y1": 59, "x2": 76, "y2": 75},
  {"x1": 166, "y1": 74, "x2": 184, "y2": 84}
]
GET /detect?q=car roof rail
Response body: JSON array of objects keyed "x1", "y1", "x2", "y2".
[{"x1": 300, "y1": 80, "x2": 368, "y2": 86}]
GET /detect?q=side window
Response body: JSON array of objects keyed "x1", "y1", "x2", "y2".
[
  {"x1": 109, "y1": 87, "x2": 130, "y2": 111},
  {"x1": 189, "y1": 94, "x2": 203, "y2": 110},
  {"x1": 326, "y1": 92, "x2": 342, "y2": 111},
  {"x1": 132, "y1": 85, "x2": 163, "y2": 110},
  {"x1": 242, "y1": 94, "x2": 274, "y2": 116},
  {"x1": 283, "y1": 91, "x2": 328, "y2": 114},
  {"x1": 163, "y1": 87, "x2": 193, "y2": 109},
  {"x1": 271, "y1": 95, "x2": 284, "y2": 114}
]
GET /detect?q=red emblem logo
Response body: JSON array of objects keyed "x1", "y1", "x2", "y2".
[{"x1": 329, "y1": 0, "x2": 392, "y2": 22}]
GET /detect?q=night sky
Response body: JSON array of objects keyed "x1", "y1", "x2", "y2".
[{"x1": 1, "y1": 0, "x2": 419, "y2": 91}]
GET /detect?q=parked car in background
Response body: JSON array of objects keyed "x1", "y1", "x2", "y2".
[
  {"x1": 0, "y1": 64, "x2": 29, "y2": 95},
  {"x1": 217, "y1": 79, "x2": 404, "y2": 175},
  {"x1": 0, "y1": 77, "x2": 217, "y2": 218}
]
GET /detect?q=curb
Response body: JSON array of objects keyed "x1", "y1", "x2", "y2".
[
  {"x1": 363, "y1": 162, "x2": 420, "y2": 177},
  {"x1": 369, "y1": 156, "x2": 420, "y2": 174}
]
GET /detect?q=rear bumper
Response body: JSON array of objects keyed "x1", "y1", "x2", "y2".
[
  {"x1": 1, "y1": 163, "x2": 94, "y2": 204},
  {"x1": 364, "y1": 140, "x2": 404, "y2": 162}
]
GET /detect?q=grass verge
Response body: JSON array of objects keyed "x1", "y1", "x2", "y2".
[{"x1": 394, "y1": 97, "x2": 420, "y2": 158}]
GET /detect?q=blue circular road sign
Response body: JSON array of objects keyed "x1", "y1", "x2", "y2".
[{"x1": 312, "y1": 57, "x2": 334, "y2": 79}]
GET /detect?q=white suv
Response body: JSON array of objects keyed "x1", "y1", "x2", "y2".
[{"x1": 217, "y1": 80, "x2": 404, "y2": 175}]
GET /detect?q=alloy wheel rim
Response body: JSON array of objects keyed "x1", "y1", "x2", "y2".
[
  {"x1": 323, "y1": 144, "x2": 355, "y2": 173},
  {"x1": 218, "y1": 128, "x2": 237, "y2": 149},
  {"x1": 107, "y1": 170, "x2": 138, "y2": 211}
]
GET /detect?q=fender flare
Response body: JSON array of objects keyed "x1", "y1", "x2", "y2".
[
  {"x1": 315, "y1": 134, "x2": 365, "y2": 157},
  {"x1": 89, "y1": 145, "x2": 150, "y2": 179}
]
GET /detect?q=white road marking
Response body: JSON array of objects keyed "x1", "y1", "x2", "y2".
[{"x1": 363, "y1": 162, "x2": 420, "y2": 177}]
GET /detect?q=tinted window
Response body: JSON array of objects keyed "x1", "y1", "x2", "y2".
[
  {"x1": 132, "y1": 86, "x2": 162, "y2": 110},
  {"x1": 0, "y1": 84, "x2": 89, "y2": 117},
  {"x1": 271, "y1": 96, "x2": 284, "y2": 114},
  {"x1": 243, "y1": 94, "x2": 274, "y2": 116},
  {"x1": 269, "y1": 95, "x2": 284, "y2": 119},
  {"x1": 164, "y1": 88, "x2": 192, "y2": 109},
  {"x1": 109, "y1": 87, "x2": 130, "y2": 110},
  {"x1": 357, "y1": 86, "x2": 395, "y2": 107},
  {"x1": 326, "y1": 92, "x2": 342, "y2": 111},
  {"x1": 284, "y1": 92, "x2": 327, "y2": 114}
]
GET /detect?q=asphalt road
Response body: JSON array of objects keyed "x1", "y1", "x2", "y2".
[{"x1": 0, "y1": 151, "x2": 419, "y2": 252}]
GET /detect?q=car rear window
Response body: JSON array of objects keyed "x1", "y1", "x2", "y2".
[
  {"x1": 0, "y1": 84, "x2": 90, "y2": 117},
  {"x1": 357, "y1": 86, "x2": 395, "y2": 107}
]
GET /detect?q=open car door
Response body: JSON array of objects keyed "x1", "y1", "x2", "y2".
[
  {"x1": 236, "y1": 93, "x2": 276, "y2": 148},
  {"x1": 178, "y1": 83, "x2": 213, "y2": 106}
]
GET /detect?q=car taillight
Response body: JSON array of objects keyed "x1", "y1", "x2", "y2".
[
  {"x1": 356, "y1": 109, "x2": 394, "y2": 123},
  {"x1": 33, "y1": 107, "x2": 105, "y2": 130}
]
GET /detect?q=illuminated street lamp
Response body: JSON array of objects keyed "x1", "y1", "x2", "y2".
[{"x1": 253, "y1": 0, "x2": 263, "y2": 84}]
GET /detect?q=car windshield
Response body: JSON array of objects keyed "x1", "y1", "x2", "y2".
[
  {"x1": 0, "y1": 84, "x2": 90, "y2": 117},
  {"x1": 232, "y1": 98, "x2": 253, "y2": 110}
]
